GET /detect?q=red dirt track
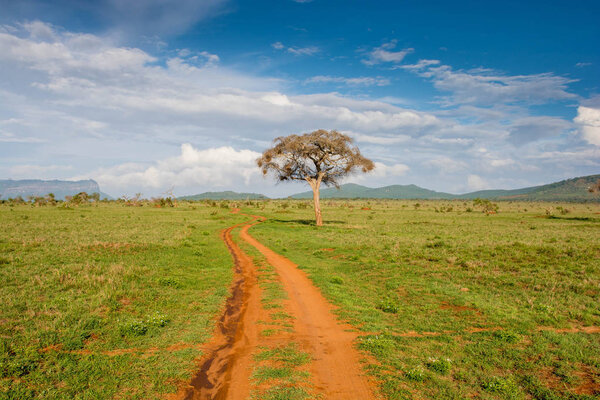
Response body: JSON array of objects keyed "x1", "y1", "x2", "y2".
[{"x1": 175, "y1": 210, "x2": 378, "y2": 399}]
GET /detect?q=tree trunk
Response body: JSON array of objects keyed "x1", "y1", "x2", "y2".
[{"x1": 311, "y1": 181, "x2": 323, "y2": 226}]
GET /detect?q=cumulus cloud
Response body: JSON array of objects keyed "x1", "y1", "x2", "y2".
[
  {"x1": 0, "y1": 21, "x2": 595, "y2": 197},
  {"x1": 467, "y1": 174, "x2": 490, "y2": 191},
  {"x1": 363, "y1": 40, "x2": 413, "y2": 65},
  {"x1": 351, "y1": 161, "x2": 409, "y2": 184},
  {"x1": 85, "y1": 144, "x2": 262, "y2": 194},
  {"x1": 574, "y1": 96, "x2": 600, "y2": 146}
]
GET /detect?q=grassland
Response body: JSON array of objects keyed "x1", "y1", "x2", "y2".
[
  {"x1": 1, "y1": 199, "x2": 599, "y2": 400},
  {"x1": 0, "y1": 203, "x2": 246, "y2": 399},
  {"x1": 248, "y1": 199, "x2": 600, "y2": 399}
]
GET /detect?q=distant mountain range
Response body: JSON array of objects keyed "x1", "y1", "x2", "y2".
[
  {"x1": 288, "y1": 174, "x2": 600, "y2": 202},
  {"x1": 0, "y1": 179, "x2": 111, "y2": 200},
  {"x1": 179, "y1": 191, "x2": 268, "y2": 201},
  {"x1": 2, "y1": 174, "x2": 599, "y2": 203}
]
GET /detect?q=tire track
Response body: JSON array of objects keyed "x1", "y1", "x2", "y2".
[{"x1": 174, "y1": 210, "x2": 378, "y2": 399}]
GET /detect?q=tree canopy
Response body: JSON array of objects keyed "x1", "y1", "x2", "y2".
[
  {"x1": 257, "y1": 129, "x2": 374, "y2": 187},
  {"x1": 257, "y1": 129, "x2": 374, "y2": 225}
]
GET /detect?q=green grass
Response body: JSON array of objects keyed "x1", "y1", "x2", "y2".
[
  {"x1": 3, "y1": 198, "x2": 599, "y2": 399},
  {"x1": 0, "y1": 202, "x2": 245, "y2": 399},
  {"x1": 248, "y1": 199, "x2": 600, "y2": 400}
]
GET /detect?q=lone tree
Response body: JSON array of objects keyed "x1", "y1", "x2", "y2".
[{"x1": 257, "y1": 129, "x2": 374, "y2": 226}]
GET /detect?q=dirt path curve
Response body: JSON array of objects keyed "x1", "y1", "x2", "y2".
[
  {"x1": 175, "y1": 210, "x2": 378, "y2": 400},
  {"x1": 176, "y1": 211, "x2": 263, "y2": 400},
  {"x1": 240, "y1": 221, "x2": 379, "y2": 400}
]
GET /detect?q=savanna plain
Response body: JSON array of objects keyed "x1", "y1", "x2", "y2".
[{"x1": 1, "y1": 199, "x2": 599, "y2": 400}]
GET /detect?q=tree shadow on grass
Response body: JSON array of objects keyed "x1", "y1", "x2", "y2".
[{"x1": 270, "y1": 219, "x2": 346, "y2": 226}]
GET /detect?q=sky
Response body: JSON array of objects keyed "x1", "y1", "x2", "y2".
[{"x1": 0, "y1": 0, "x2": 599, "y2": 198}]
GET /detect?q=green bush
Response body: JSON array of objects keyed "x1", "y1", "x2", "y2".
[
  {"x1": 426, "y1": 357, "x2": 452, "y2": 375},
  {"x1": 405, "y1": 367, "x2": 425, "y2": 382}
]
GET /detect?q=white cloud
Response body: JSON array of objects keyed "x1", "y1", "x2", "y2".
[
  {"x1": 399, "y1": 59, "x2": 440, "y2": 70},
  {"x1": 575, "y1": 62, "x2": 592, "y2": 68},
  {"x1": 404, "y1": 61, "x2": 577, "y2": 106},
  {"x1": 8, "y1": 164, "x2": 73, "y2": 178},
  {"x1": 84, "y1": 144, "x2": 262, "y2": 194},
  {"x1": 305, "y1": 75, "x2": 390, "y2": 86},
  {"x1": 467, "y1": 174, "x2": 490, "y2": 191},
  {"x1": 363, "y1": 40, "x2": 413, "y2": 65},
  {"x1": 508, "y1": 116, "x2": 572, "y2": 144},
  {"x1": 352, "y1": 162, "x2": 409, "y2": 183},
  {"x1": 287, "y1": 46, "x2": 320, "y2": 56},
  {"x1": 372, "y1": 162, "x2": 410, "y2": 177},
  {"x1": 344, "y1": 131, "x2": 410, "y2": 145},
  {"x1": 0, "y1": 21, "x2": 595, "y2": 197},
  {"x1": 0, "y1": 129, "x2": 45, "y2": 143},
  {"x1": 425, "y1": 157, "x2": 468, "y2": 173},
  {"x1": 271, "y1": 41, "x2": 319, "y2": 56},
  {"x1": 574, "y1": 97, "x2": 600, "y2": 146},
  {"x1": 489, "y1": 158, "x2": 515, "y2": 167}
]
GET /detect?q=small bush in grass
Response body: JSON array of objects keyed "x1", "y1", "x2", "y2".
[
  {"x1": 120, "y1": 320, "x2": 148, "y2": 336},
  {"x1": 359, "y1": 335, "x2": 396, "y2": 356},
  {"x1": 120, "y1": 313, "x2": 169, "y2": 336},
  {"x1": 330, "y1": 276, "x2": 344, "y2": 285},
  {"x1": 377, "y1": 299, "x2": 399, "y2": 314},
  {"x1": 158, "y1": 277, "x2": 182, "y2": 288},
  {"x1": 405, "y1": 367, "x2": 425, "y2": 382},
  {"x1": 426, "y1": 357, "x2": 452, "y2": 375},
  {"x1": 482, "y1": 376, "x2": 520, "y2": 396},
  {"x1": 146, "y1": 312, "x2": 170, "y2": 327},
  {"x1": 494, "y1": 330, "x2": 520, "y2": 343}
]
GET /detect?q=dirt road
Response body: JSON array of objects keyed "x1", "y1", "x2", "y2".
[{"x1": 177, "y1": 211, "x2": 378, "y2": 399}]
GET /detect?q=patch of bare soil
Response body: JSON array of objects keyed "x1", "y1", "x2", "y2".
[
  {"x1": 241, "y1": 221, "x2": 379, "y2": 400},
  {"x1": 171, "y1": 215, "x2": 263, "y2": 400},
  {"x1": 538, "y1": 325, "x2": 600, "y2": 334}
]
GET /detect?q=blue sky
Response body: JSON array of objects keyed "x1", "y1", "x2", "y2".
[{"x1": 0, "y1": 0, "x2": 599, "y2": 197}]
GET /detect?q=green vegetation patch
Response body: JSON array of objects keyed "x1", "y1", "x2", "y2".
[
  {"x1": 248, "y1": 199, "x2": 600, "y2": 400},
  {"x1": 0, "y1": 202, "x2": 246, "y2": 399}
]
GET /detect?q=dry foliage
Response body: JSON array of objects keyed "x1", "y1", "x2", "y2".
[
  {"x1": 257, "y1": 129, "x2": 374, "y2": 187},
  {"x1": 257, "y1": 129, "x2": 374, "y2": 225}
]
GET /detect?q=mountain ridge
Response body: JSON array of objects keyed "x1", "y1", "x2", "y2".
[
  {"x1": 178, "y1": 191, "x2": 269, "y2": 201},
  {"x1": 288, "y1": 174, "x2": 600, "y2": 202}
]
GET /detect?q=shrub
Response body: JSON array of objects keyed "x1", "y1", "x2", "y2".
[
  {"x1": 376, "y1": 299, "x2": 399, "y2": 314},
  {"x1": 405, "y1": 367, "x2": 425, "y2": 382},
  {"x1": 482, "y1": 376, "x2": 520, "y2": 396},
  {"x1": 157, "y1": 277, "x2": 182, "y2": 288},
  {"x1": 426, "y1": 357, "x2": 452, "y2": 375},
  {"x1": 330, "y1": 276, "x2": 344, "y2": 285},
  {"x1": 473, "y1": 198, "x2": 499, "y2": 214},
  {"x1": 120, "y1": 320, "x2": 148, "y2": 336}
]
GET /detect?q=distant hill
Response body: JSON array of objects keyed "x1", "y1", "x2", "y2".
[
  {"x1": 179, "y1": 191, "x2": 269, "y2": 201},
  {"x1": 0, "y1": 179, "x2": 110, "y2": 200},
  {"x1": 290, "y1": 183, "x2": 453, "y2": 199},
  {"x1": 456, "y1": 174, "x2": 600, "y2": 202},
  {"x1": 288, "y1": 174, "x2": 600, "y2": 202}
]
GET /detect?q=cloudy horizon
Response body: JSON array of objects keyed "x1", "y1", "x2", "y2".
[{"x1": 1, "y1": 0, "x2": 598, "y2": 198}]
